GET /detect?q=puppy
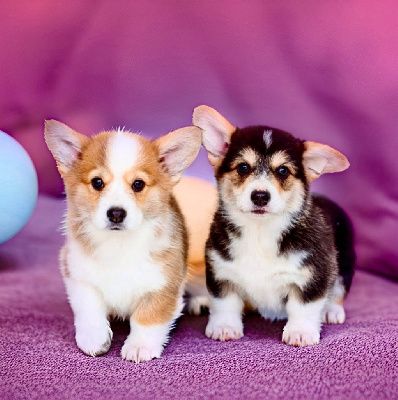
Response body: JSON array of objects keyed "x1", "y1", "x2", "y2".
[
  {"x1": 45, "y1": 120, "x2": 202, "y2": 362},
  {"x1": 193, "y1": 106, "x2": 355, "y2": 347}
]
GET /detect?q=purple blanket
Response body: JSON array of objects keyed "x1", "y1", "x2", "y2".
[{"x1": 1, "y1": 196, "x2": 397, "y2": 400}]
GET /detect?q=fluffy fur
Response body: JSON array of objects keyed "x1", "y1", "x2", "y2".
[
  {"x1": 173, "y1": 177, "x2": 217, "y2": 315},
  {"x1": 193, "y1": 105, "x2": 355, "y2": 347},
  {"x1": 45, "y1": 120, "x2": 202, "y2": 362}
]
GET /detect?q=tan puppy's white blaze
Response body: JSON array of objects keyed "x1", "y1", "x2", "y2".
[
  {"x1": 193, "y1": 105, "x2": 355, "y2": 347},
  {"x1": 45, "y1": 120, "x2": 202, "y2": 362}
]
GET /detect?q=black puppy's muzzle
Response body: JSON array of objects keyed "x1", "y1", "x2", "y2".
[{"x1": 251, "y1": 190, "x2": 270, "y2": 207}]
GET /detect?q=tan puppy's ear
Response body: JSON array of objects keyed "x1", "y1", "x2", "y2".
[
  {"x1": 193, "y1": 105, "x2": 236, "y2": 168},
  {"x1": 303, "y1": 141, "x2": 350, "y2": 183},
  {"x1": 44, "y1": 120, "x2": 88, "y2": 176},
  {"x1": 154, "y1": 126, "x2": 202, "y2": 185}
]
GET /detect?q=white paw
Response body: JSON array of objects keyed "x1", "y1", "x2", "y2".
[
  {"x1": 121, "y1": 321, "x2": 171, "y2": 363},
  {"x1": 323, "y1": 304, "x2": 346, "y2": 324},
  {"x1": 259, "y1": 307, "x2": 287, "y2": 322},
  {"x1": 187, "y1": 295, "x2": 210, "y2": 316},
  {"x1": 282, "y1": 323, "x2": 320, "y2": 347},
  {"x1": 205, "y1": 315, "x2": 243, "y2": 341},
  {"x1": 75, "y1": 322, "x2": 113, "y2": 357},
  {"x1": 121, "y1": 338, "x2": 163, "y2": 363}
]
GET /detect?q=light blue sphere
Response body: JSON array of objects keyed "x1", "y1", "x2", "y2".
[{"x1": 0, "y1": 131, "x2": 38, "y2": 244}]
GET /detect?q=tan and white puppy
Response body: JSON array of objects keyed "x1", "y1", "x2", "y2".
[{"x1": 45, "y1": 121, "x2": 202, "y2": 362}]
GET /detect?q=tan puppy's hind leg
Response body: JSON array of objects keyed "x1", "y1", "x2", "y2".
[{"x1": 174, "y1": 177, "x2": 217, "y2": 315}]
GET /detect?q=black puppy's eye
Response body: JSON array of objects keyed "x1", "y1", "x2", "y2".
[
  {"x1": 91, "y1": 177, "x2": 104, "y2": 191},
  {"x1": 237, "y1": 163, "x2": 251, "y2": 176},
  {"x1": 276, "y1": 166, "x2": 289, "y2": 177},
  {"x1": 132, "y1": 179, "x2": 145, "y2": 192}
]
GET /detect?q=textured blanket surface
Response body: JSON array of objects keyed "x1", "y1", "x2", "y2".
[{"x1": 1, "y1": 196, "x2": 397, "y2": 400}]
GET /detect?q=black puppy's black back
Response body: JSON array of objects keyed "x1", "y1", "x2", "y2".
[{"x1": 312, "y1": 194, "x2": 355, "y2": 294}]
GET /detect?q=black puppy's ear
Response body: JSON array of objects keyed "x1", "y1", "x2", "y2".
[
  {"x1": 193, "y1": 105, "x2": 235, "y2": 168},
  {"x1": 44, "y1": 120, "x2": 88, "y2": 176},
  {"x1": 303, "y1": 141, "x2": 350, "y2": 183}
]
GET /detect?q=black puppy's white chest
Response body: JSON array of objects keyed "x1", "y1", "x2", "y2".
[{"x1": 207, "y1": 215, "x2": 311, "y2": 312}]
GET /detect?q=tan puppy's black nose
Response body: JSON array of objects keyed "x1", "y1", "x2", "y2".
[
  {"x1": 251, "y1": 191, "x2": 270, "y2": 207},
  {"x1": 107, "y1": 207, "x2": 127, "y2": 224}
]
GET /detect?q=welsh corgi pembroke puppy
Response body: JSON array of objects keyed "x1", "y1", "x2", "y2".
[
  {"x1": 193, "y1": 106, "x2": 355, "y2": 347},
  {"x1": 45, "y1": 120, "x2": 202, "y2": 362}
]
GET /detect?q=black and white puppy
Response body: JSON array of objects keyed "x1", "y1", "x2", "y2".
[{"x1": 193, "y1": 106, "x2": 355, "y2": 347}]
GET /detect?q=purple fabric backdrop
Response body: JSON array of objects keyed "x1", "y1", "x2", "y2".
[
  {"x1": 0, "y1": 3, "x2": 397, "y2": 281},
  {"x1": 1, "y1": 1, "x2": 398, "y2": 280}
]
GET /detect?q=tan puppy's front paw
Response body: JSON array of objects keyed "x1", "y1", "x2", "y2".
[
  {"x1": 121, "y1": 321, "x2": 170, "y2": 363},
  {"x1": 75, "y1": 322, "x2": 113, "y2": 357},
  {"x1": 121, "y1": 339, "x2": 163, "y2": 363}
]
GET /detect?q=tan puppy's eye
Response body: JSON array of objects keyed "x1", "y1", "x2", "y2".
[
  {"x1": 237, "y1": 162, "x2": 251, "y2": 176},
  {"x1": 132, "y1": 179, "x2": 145, "y2": 192},
  {"x1": 91, "y1": 177, "x2": 105, "y2": 191},
  {"x1": 276, "y1": 166, "x2": 289, "y2": 178}
]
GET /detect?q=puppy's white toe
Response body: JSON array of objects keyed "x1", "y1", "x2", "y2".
[
  {"x1": 323, "y1": 304, "x2": 346, "y2": 324},
  {"x1": 121, "y1": 339, "x2": 162, "y2": 363},
  {"x1": 206, "y1": 325, "x2": 243, "y2": 341},
  {"x1": 121, "y1": 321, "x2": 173, "y2": 362},
  {"x1": 205, "y1": 316, "x2": 243, "y2": 341},
  {"x1": 187, "y1": 295, "x2": 210, "y2": 316},
  {"x1": 282, "y1": 323, "x2": 320, "y2": 347},
  {"x1": 75, "y1": 322, "x2": 113, "y2": 357}
]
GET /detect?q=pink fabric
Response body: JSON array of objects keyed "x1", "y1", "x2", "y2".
[
  {"x1": 1, "y1": 1, "x2": 397, "y2": 278},
  {"x1": 1, "y1": 195, "x2": 397, "y2": 400}
]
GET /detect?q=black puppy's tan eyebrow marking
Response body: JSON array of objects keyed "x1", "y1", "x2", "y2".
[
  {"x1": 269, "y1": 152, "x2": 299, "y2": 179},
  {"x1": 230, "y1": 148, "x2": 258, "y2": 169},
  {"x1": 270, "y1": 151, "x2": 290, "y2": 168}
]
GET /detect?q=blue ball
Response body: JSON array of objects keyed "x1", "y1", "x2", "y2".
[{"x1": 0, "y1": 131, "x2": 38, "y2": 244}]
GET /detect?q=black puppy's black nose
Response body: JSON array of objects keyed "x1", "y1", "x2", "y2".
[
  {"x1": 251, "y1": 190, "x2": 270, "y2": 207},
  {"x1": 107, "y1": 207, "x2": 127, "y2": 224}
]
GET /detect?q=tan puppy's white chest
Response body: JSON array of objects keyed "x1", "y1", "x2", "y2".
[{"x1": 67, "y1": 235, "x2": 166, "y2": 318}]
